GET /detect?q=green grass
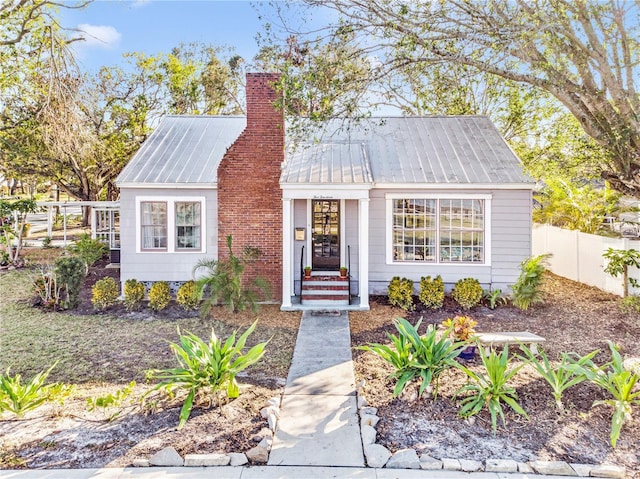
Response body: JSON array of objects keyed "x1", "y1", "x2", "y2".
[{"x1": 0, "y1": 269, "x2": 297, "y2": 385}]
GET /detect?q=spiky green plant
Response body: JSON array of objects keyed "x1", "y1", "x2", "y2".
[
  {"x1": 576, "y1": 342, "x2": 640, "y2": 448},
  {"x1": 147, "y1": 320, "x2": 269, "y2": 429},
  {"x1": 511, "y1": 254, "x2": 550, "y2": 310},
  {"x1": 359, "y1": 318, "x2": 462, "y2": 398},
  {"x1": 455, "y1": 344, "x2": 527, "y2": 433},
  {"x1": 0, "y1": 363, "x2": 60, "y2": 416},
  {"x1": 518, "y1": 346, "x2": 598, "y2": 413}
]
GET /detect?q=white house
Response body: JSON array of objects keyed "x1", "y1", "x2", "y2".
[{"x1": 115, "y1": 73, "x2": 534, "y2": 310}]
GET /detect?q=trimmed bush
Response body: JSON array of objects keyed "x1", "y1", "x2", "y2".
[
  {"x1": 452, "y1": 277, "x2": 483, "y2": 310},
  {"x1": 124, "y1": 279, "x2": 145, "y2": 311},
  {"x1": 419, "y1": 275, "x2": 444, "y2": 310},
  {"x1": 177, "y1": 280, "x2": 199, "y2": 311},
  {"x1": 388, "y1": 276, "x2": 414, "y2": 311},
  {"x1": 92, "y1": 277, "x2": 119, "y2": 311},
  {"x1": 148, "y1": 281, "x2": 171, "y2": 311}
]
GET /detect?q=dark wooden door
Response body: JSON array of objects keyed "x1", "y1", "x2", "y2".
[{"x1": 312, "y1": 200, "x2": 340, "y2": 270}]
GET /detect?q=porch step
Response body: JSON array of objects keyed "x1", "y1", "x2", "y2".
[{"x1": 301, "y1": 274, "x2": 350, "y2": 307}]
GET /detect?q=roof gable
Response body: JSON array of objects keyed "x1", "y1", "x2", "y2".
[{"x1": 116, "y1": 115, "x2": 246, "y2": 187}]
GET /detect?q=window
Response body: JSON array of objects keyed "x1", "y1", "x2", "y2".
[
  {"x1": 141, "y1": 202, "x2": 167, "y2": 250},
  {"x1": 137, "y1": 197, "x2": 206, "y2": 253},
  {"x1": 391, "y1": 197, "x2": 486, "y2": 264},
  {"x1": 175, "y1": 202, "x2": 201, "y2": 250},
  {"x1": 439, "y1": 199, "x2": 484, "y2": 263}
]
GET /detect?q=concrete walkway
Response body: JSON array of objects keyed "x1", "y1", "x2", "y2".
[{"x1": 268, "y1": 310, "x2": 365, "y2": 467}]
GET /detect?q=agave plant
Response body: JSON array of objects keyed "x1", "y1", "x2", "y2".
[
  {"x1": 0, "y1": 363, "x2": 60, "y2": 416},
  {"x1": 358, "y1": 318, "x2": 462, "y2": 398},
  {"x1": 147, "y1": 320, "x2": 269, "y2": 429},
  {"x1": 455, "y1": 344, "x2": 528, "y2": 433}
]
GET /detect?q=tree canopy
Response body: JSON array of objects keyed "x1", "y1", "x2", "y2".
[{"x1": 275, "y1": 0, "x2": 639, "y2": 195}]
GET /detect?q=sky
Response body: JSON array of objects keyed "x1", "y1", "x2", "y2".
[{"x1": 59, "y1": 0, "x2": 296, "y2": 73}]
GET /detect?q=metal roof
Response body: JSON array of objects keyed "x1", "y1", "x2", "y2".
[
  {"x1": 116, "y1": 115, "x2": 246, "y2": 186},
  {"x1": 281, "y1": 116, "x2": 533, "y2": 186},
  {"x1": 116, "y1": 114, "x2": 532, "y2": 188},
  {"x1": 282, "y1": 141, "x2": 373, "y2": 184}
]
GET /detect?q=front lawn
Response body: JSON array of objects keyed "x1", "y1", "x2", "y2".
[{"x1": 0, "y1": 263, "x2": 300, "y2": 468}]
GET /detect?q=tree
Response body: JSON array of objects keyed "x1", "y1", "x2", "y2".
[
  {"x1": 0, "y1": 198, "x2": 39, "y2": 263},
  {"x1": 0, "y1": 1, "x2": 90, "y2": 196},
  {"x1": 533, "y1": 177, "x2": 623, "y2": 234},
  {"x1": 282, "y1": 0, "x2": 640, "y2": 196},
  {"x1": 159, "y1": 43, "x2": 245, "y2": 115}
]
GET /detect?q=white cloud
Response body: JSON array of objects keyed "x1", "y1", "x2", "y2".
[
  {"x1": 132, "y1": 0, "x2": 151, "y2": 8},
  {"x1": 77, "y1": 24, "x2": 122, "y2": 50}
]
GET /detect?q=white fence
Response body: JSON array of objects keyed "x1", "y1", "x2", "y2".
[{"x1": 532, "y1": 223, "x2": 640, "y2": 297}]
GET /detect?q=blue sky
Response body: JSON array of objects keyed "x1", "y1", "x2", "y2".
[{"x1": 59, "y1": 1, "x2": 292, "y2": 72}]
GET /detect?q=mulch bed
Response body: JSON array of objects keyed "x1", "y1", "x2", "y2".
[{"x1": 350, "y1": 274, "x2": 640, "y2": 476}]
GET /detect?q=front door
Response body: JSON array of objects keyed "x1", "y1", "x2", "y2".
[{"x1": 312, "y1": 200, "x2": 340, "y2": 270}]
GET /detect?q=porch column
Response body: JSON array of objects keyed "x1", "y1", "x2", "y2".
[
  {"x1": 281, "y1": 198, "x2": 293, "y2": 308},
  {"x1": 358, "y1": 198, "x2": 370, "y2": 309}
]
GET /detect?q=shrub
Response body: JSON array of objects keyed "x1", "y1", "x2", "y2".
[
  {"x1": 452, "y1": 277, "x2": 483, "y2": 310},
  {"x1": 147, "y1": 320, "x2": 269, "y2": 429},
  {"x1": 176, "y1": 280, "x2": 199, "y2": 311},
  {"x1": 148, "y1": 281, "x2": 171, "y2": 311},
  {"x1": 511, "y1": 254, "x2": 550, "y2": 310},
  {"x1": 92, "y1": 277, "x2": 119, "y2": 311},
  {"x1": 194, "y1": 235, "x2": 270, "y2": 315},
  {"x1": 54, "y1": 255, "x2": 86, "y2": 309},
  {"x1": 358, "y1": 318, "x2": 462, "y2": 398},
  {"x1": 419, "y1": 275, "x2": 444, "y2": 310},
  {"x1": 0, "y1": 363, "x2": 61, "y2": 417},
  {"x1": 123, "y1": 279, "x2": 145, "y2": 311},
  {"x1": 455, "y1": 344, "x2": 528, "y2": 433},
  {"x1": 388, "y1": 276, "x2": 414, "y2": 311},
  {"x1": 67, "y1": 234, "x2": 108, "y2": 273}
]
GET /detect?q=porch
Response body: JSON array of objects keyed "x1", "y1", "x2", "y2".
[{"x1": 280, "y1": 192, "x2": 371, "y2": 311}]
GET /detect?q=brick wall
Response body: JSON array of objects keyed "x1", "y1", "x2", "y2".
[{"x1": 217, "y1": 73, "x2": 284, "y2": 299}]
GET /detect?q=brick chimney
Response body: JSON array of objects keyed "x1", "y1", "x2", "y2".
[{"x1": 217, "y1": 73, "x2": 284, "y2": 299}]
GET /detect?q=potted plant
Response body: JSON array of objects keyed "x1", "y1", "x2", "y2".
[
  {"x1": 304, "y1": 266, "x2": 312, "y2": 278},
  {"x1": 441, "y1": 315, "x2": 478, "y2": 360},
  {"x1": 340, "y1": 266, "x2": 348, "y2": 277}
]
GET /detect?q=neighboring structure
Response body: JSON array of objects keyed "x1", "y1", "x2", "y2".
[{"x1": 115, "y1": 73, "x2": 534, "y2": 310}]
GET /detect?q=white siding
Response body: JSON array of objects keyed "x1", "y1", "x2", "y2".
[
  {"x1": 367, "y1": 188, "x2": 531, "y2": 294},
  {"x1": 119, "y1": 188, "x2": 218, "y2": 286}
]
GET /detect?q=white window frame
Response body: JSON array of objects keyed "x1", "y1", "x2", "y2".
[
  {"x1": 386, "y1": 193, "x2": 492, "y2": 266},
  {"x1": 136, "y1": 196, "x2": 207, "y2": 253}
]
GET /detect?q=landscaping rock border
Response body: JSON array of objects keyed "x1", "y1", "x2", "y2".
[
  {"x1": 354, "y1": 383, "x2": 627, "y2": 478},
  {"x1": 133, "y1": 384, "x2": 627, "y2": 479},
  {"x1": 135, "y1": 396, "x2": 281, "y2": 468}
]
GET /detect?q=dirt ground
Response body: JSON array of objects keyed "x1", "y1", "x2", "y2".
[
  {"x1": 1, "y1": 259, "x2": 639, "y2": 474},
  {"x1": 351, "y1": 274, "x2": 640, "y2": 476}
]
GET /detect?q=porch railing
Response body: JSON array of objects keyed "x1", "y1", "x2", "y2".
[
  {"x1": 298, "y1": 244, "x2": 305, "y2": 297},
  {"x1": 347, "y1": 244, "x2": 352, "y2": 305}
]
